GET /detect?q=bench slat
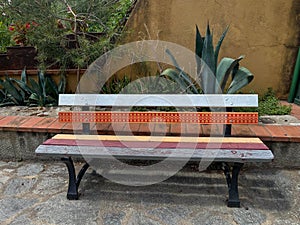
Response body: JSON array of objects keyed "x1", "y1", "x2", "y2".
[
  {"x1": 58, "y1": 111, "x2": 258, "y2": 124},
  {"x1": 35, "y1": 145, "x2": 274, "y2": 162},
  {"x1": 43, "y1": 139, "x2": 269, "y2": 150},
  {"x1": 52, "y1": 134, "x2": 264, "y2": 144},
  {"x1": 59, "y1": 94, "x2": 258, "y2": 107}
]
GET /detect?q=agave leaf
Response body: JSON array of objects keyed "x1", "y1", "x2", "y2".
[
  {"x1": 161, "y1": 68, "x2": 196, "y2": 93},
  {"x1": 226, "y1": 67, "x2": 254, "y2": 94},
  {"x1": 195, "y1": 25, "x2": 204, "y2": 59},
  {"x1": 216, "y1": 56, "x2": 244, "y2": 92},
  {"x1": 3, "y1": 77, "x2": 23, "y2": 104},
  {"x1": 12, "y1": 78, "x2": 34, "y2": 95},
  {"x1": 21, "y1": 67, "x2": 27, "y2": 84},
  {"x1": 165, "y1": 49, "x2": 181, "y2": 70},
  {"x1": 214, "y1": 26, "x2": 229, "y2": 65},
  {"x1": 45, "y1": 76, "x2": 58, "y2": 96},
  {"x1": 202, "y1": 23, "x2": 216, "y2": 76},
  {"x1": 38, "y1": 71, "x2": 46, "y2": 98},
  {"x1": 29, "y1": 77, "x2": 42, "y2": 95}
]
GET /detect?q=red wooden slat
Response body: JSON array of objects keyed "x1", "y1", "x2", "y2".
[{"x1": 43, "y1": 139, "x2": 269, "y2": 150}]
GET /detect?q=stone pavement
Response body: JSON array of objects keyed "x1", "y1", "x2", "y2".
[{"x1": 0, "y1": 160, "x2": 299, "y2": 225}]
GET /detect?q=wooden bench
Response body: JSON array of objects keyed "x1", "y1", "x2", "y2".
[{"x1": 35, "y1": 94, "x2": 274, "y2": 207}]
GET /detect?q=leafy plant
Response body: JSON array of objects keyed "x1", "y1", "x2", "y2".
[
  {"x1": 161, "y1": 24, "x2": 254, "y2": 94},
  {"x1": 0, "y1": 68, "x2": 66, "y2": 107},
  {"x1": 1, "y1": 0, "x2": 135, "y2": 69},
  {"x1": 0, "y1": 15, "x2": 13, "y2": 53},
  {"x1": 258, "y1": 88, "x2": 292, "y2": 116}
]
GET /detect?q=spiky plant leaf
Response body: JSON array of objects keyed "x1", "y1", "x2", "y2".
[
  {"x1": 214, "y1": 26, "x2": 229, "y2": 66},
  {"x1": 202, "y1": 23, "x2": 215, "y2": 75},
  {"x1": 2, "y1": 77, "x2": 23, "y2": 104},
  {"x1": 227, "y1": 67, "x2": 254, "y2": 94},
  {"x1": 216, "y1": 56, "x2": 244, "y2": 92},
  {"x1": 195, "y1": 25, "x2": 204, "y2": 58},
  {"x1": 161, "y1": 68, "x2": 197, "y2": 93},
  {"x1": 21, "y1": 67, "x2": 27, "y2": 84}
]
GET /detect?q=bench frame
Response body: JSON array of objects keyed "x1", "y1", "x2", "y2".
[{"x1": 35, "y1": 94, "x2": 274, "y2": 208}]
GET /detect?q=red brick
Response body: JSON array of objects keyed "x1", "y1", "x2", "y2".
[
  {"x1": 18, "y1": 117, "x2": 46, "y2": 132},
  {"x1": 279, "y1": 125, "x2": 300, "y2": 142},
  {"x1": 46, "y1": 119, "x2": 66, "y2": 133},
  {"x1": 264, "y1": 125, "x2": 289, "y2": 142},
  {"x1": 202, "y1": 124, "x2": 224, "y2": 136},
  {"x1": 153, "y1": 123, "x2": 170, "y2": 136},
  {"x1": 32, "y1": 118, "x2": 57, "y2": 132},
  {"x1": 170, "y1": 123, "x2": 182, "y2": 136},
  {"x1": 62, "y1": 122, "x2": 82, "y2": 134},
  {"x1": 138, "y1": 123, "x2": 151, "y2": 135},
  {"x1": 185, "y1": 124, "x2": 202, "y2": 136},
  {"x1": 232, "y1": 125, "x2": 255, "y2": 137},
  {"x1": 93, "y1": 123, "x2": 111, "y2": 134},
  {"x1": 248, "y1": 125, "x2": 272, "y2": 141},
  {"x1": 0, "y1": 116, "x2": 29, "y2": 131}
]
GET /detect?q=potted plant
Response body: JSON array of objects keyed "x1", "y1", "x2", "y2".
[
  {"x1": 6, "y1": 21, "x2": 38, "y2": 69},
  {"x1": 1, "y1": 0, "x2": 135, "y2": 70}
]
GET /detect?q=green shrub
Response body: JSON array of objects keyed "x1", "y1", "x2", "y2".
[{"x1": 258, "y1": 88, "x2": 291, "y2": 116}]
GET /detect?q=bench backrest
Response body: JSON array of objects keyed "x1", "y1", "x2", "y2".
[{"x1": 58, "y1": 94, "x2": 258, "y2": 135}]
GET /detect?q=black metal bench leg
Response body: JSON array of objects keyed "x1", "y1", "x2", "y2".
[
  {"x1": 61, "y1": 157, "x2": 90, "y2": 200},
  {"x1": 222, "y1": 162, "x2": 244, "y2": 208}
]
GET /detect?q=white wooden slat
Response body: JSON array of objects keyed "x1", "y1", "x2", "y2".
[
  {"x1": 35, "y1": 145, "x2": 274, "y2": 163},
  {"x1": 59, "y1": 94, "x2": 258, "y2": 108}
]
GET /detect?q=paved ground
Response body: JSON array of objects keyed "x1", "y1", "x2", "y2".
[{"x1": 0, "y1": 160, "x2": 299, "y2": 225}]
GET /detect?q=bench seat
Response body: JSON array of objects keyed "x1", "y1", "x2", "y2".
[{"x1": 37, "y1": 134, "x2": 273, "y2": 163}]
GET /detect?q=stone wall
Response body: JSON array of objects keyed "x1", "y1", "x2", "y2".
[{"x1": 124, "y1": 0, "x2": 300, "y2": 98}]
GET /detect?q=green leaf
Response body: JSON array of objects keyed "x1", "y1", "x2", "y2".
[
  {"x1": 38, "y1": 71, "x2": 46, "y2": 98},
  {"x1": 214, "y1": 25, "x2": 229, "y2": 65},
  {"x1": 21, "y1": 67, "x2": 27, "y2": 84},
  {"x1": 165, "y1": 49, "x2": 181, "y2": 70},
  {"x1": 29, "y1": 77, "x2": 42, "y2": 95},
  {"x1": 216, "y1": 56, "x2": 244, "y2": 92},
  {"x1": 202, "y1": 23, "x2": 216, "y2": 75},
  {"x1": 2, "y1": 77, "x2": 23, "y2": 105},
  {"x1": 165, "y1": 49, "x2": 198, "y2": 93},
  {"x1": 195, "y1": 25, "x2": 203, "y2": 58},
  {"x1": 58, "y1": 74, "x2": 66, "y2": 94},
  {"x1": 227, "y1": 67, "x2": 254, "y2": 94},
  {"x1": 12, "y1": 79, "x2": 34, "y2": 95},
  {"x1": 161, "y1": 68, "x2": 197, "y2": 93}
]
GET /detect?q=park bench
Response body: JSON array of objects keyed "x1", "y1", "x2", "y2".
[{"x1": 35, "y1": 94, "x2": 274, "y2": 207}]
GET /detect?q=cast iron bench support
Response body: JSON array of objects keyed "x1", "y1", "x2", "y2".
[
  {"x1": 61, "y1": 157, "x2": 90, "y2": 200},
  {"x1": 222, "y1": 162, "x2": 244, "y2": 207}
]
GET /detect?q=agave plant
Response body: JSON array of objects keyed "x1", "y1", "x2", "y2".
[
  {"x1": 0, "y1": 68, "x2": 66, "y2": 107},
  {"x1": 161, "y1": 24, "x2": 254, "y2": 94}
]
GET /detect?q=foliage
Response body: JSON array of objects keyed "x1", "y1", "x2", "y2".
[
  {"x1": 0, "y1": 68, "x2": 66, "y2": 106},
  {"x1": 0, "y1": 0, "x2": 135, "y2": 69},
  {"x1": 0, "y1": 15, "x2": 13, "y2": 52},
  {"x1": 161, "y1": 24, "x2": 254, "y2": 94},
  {"x1": 234, "y1": 88, "x2": 292, "y2": 116},
  {"x1": 258, "y1": 88, "x2": 292, "y2": 116},
  {"x1": 8, "y1": 21, "x2": 38, "y2": 46}
]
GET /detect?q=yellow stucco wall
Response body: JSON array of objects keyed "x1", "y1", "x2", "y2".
[{"x1": 124, "y1": 0, "x2": 300, "y2": 98}]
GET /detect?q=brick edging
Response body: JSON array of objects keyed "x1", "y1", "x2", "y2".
[{"x1": 0, "y1": 116, "x2": 299, "y2": 142}]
